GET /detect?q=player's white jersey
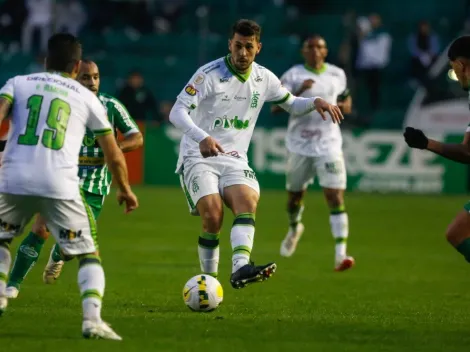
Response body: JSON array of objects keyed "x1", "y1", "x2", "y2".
[
  {"x1": 280, "y1": 63, "x2": 347, "y2": 156},
  {"x1": 0, "y1": 72, "x2": 112, "y2": 200},
  {"x1": 176, "y1": 55, "x2": 291, "y2": 170}
]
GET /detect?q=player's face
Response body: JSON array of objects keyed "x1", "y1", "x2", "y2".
[
  {"x1": 450, "y1": 60, "x2": 470, "y2": 91},
  {"x1": 77, "y1": 62, "x2": 100, "y2": 95},
  {"x1": 302, "y1": 38, "x2": 328, "y2": 66},
  {"x1": 228, "y1": 33, "x2": 261, "y2": 73}
]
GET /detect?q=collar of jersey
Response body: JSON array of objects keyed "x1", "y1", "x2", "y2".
[
  {"x1": 224, "y1": 55, "x2": 252, "y2": 83},
  {"x1": 47, "y1": 70, "x2": 71, "y2": 78},
  {"x1": 304, "y1": 63, "x2": 327, "y2": 74}
]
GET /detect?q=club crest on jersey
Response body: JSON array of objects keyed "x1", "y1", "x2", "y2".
[
  {"x1": 185, "y1": 85, "x2": 198, "y2": 96},
  {"x1": 212, "y1": 116, "x2": 250, "y2": 130},
  {"x1": 194, "y1": 74, "x2": 205, "y2": 85}
]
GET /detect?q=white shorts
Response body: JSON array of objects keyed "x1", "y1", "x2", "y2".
[
  {"x1": 179, "y1": 156, "x2": 260, "y2": 216},
  {"x1": 0, "y1": 193, "x2": 98, "y2": 256},
  {"x1": 286, "y1": 152, "x2": 347, "y2": 192}
]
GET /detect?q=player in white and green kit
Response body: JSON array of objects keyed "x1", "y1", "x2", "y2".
[
  {"x1": 5, "y1": 60, "x2": 143, "y2": 299},
  {"x1": 170, "y1": 19, "x2": 343, "y2": 289}
]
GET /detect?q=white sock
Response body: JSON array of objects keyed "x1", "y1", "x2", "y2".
[
  {"x1": 198, "y1": 233, "x2": 220, "y2": 277},
  {"x1": 288, "y1": 204, "x2": 304, "y2": 230},
  {"x1": 78, "y1": 259, "x2": 105, "y2": 323},
  {"x1": 0, "y1": 245, "x2": 11, "y2": 295},
  {"x1": 231, "y1": 213, "x2": 255, "y2": 273},
  {"x1": 330, "y1": 212, "x2": 349, "y2": 259}
]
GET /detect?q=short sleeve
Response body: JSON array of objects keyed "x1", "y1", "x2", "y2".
[
  {"x1": 111, "y1": 97, "x2": 140, "y2": 136},
  {"x1": 337, "y1": 69, "x2": 347, "y2": 95},
  {"x1": 0, "y1": 78, "x2": 15, "y2": 105},
  {"x1": 265, "y1": 70, "x2": 291, "y2": 104},
  {"x1": 176, "y1": 70, "x2": 211, "y2": 110},
  {"x1": 86, "y1": 94, "x2": 112, "y2": 136}
]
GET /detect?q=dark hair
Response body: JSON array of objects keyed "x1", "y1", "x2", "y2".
[
  {"x1": 231, "y1": 19, "x2": 261, "y2": 41},
  {"x1": 448, "y1": 36, "x2": 470, "y2": 61},
  {"x1": 46, "y1": 33, "x2": 82, "y2": 73},
  {"x1": 81, "y1": 59, "x2": 96, "y2": 65}
]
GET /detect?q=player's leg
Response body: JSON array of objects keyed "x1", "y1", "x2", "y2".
[
  {"x1": 0, "y1": 194, "x2": 36, "y2": 314},
  {"x1": 316, "y1": 154, "x2": 354, "y2": 271},
  {"x1": 44, "y1": 192, "x2": 104, "y2": 284},
  {"x1": 446, "y1": 206, "x2": 470, "y2": 263},
  {"x1": 281, "y1": 152, "x2": 313, "y2": 257},
  {"x1": 6, "y1": 215, "x2": 50, "y2": 298},
  {"x1": 181, "y1": 163, "x2": 223, "y2": 278},
  {"x1": 41, "y1": 194, "x2": 120, "y2": 340},
  {"x1": 222, "y1": 165, "x2": 276, "y2": 289}
]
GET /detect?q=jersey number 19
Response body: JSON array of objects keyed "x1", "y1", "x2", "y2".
[{"x1": 18, "y1": 94, "x2": 71, "y2": 150}]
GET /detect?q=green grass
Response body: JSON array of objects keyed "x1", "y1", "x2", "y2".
[{"x1": 1, "y1": 186, "x2": 470, "y2": 351}]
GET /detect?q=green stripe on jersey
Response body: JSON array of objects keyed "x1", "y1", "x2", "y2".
[{"x1": 78, "y1": 92, "x2": 139, "y2": 196}]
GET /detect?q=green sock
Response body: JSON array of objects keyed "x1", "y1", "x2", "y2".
[
  {"x1": 456, "y1": 238, "x2": 470, "y2": 263},
  {"x1": 51, "y1": 243, "x2": 73, "y2": 262},
  {"x1": 8, "y1": 232, "x2": 45, "y2": 289}
]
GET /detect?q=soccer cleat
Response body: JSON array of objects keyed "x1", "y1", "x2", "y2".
[
  {"x1": 280, "y1": 223, "x2": 305, "y2": 257},
  {"x1": 0, "y1": 296, "x2": 7, "y2": 316},
  {"x1": 43, "y1": 249, "x2": 64, "y2": 284},
  {"x1": 335, "y1": 256, "x2": 355, "y2": 272},
  {"x1": 5, "y1": 286, "x2": 19, "y2": 299},
  {"x1": 82, "y1": 320, "x2": 122, "y2": 341},
  {"x1": 230, "y1": 262, "x2": 277, "y2": 289}
]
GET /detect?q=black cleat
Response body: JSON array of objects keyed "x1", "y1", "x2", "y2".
[{"x1": 230, "y1": 262, "x2": 277, "y2": 289}]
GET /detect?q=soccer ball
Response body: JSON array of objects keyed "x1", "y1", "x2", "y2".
[{"x1": 182, "y1": 274, "x2": 223, "y2": 312}]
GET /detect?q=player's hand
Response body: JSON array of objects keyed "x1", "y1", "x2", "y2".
[
  {"x1": 403, "y1": 127, "x2": 428, "y2": 149},
  {"x1": 313, "y1": 97, "x2": 344, "y2": 124},
  {"x1": 199, "y1": 136, "x2": 224, "y2": 158},
  {"x1": 301, "y1": 79, "x2": 315, "y2": 91},
  {"x1": 117, "y1": 189, "x2": 139, "y2": 214}
]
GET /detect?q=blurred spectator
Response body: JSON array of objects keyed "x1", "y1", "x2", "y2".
[
  {"x1": 22, "y1": 0, "x2": 53, "y2": 54},
  {"x1": 408, "y1": 21, "x2": 440, "y2": 87},
  {"x1": 153, "y1": 0, "x2": 187, "y2": 34},
  {"x1": 355, "y1": 14, "x2": 392, "y2": 111},
  {"x1": 55, "y1": 0, "x2": 87, "y2": 36},
  {"x1": 0, "y1": 0, "x2": 27, "y2": 47},
  {"x1": 26, "y1": 54, "x2": 45, "y2": 73},
  {"x1": 117, "y1": 71, "x2": 162, "y2": 124}
]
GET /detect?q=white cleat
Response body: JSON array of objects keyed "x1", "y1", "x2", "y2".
[
  {"x1": 280, "y1": 223, "x2": 305, "y2": 257},
  {"x1": 335, "y1": 256, "x2": 355, "y2": 272},
  {"x1": 5, "y1": 286, "x2": 19, "y2": 299},
  {"x1": 0, "y1": 296, "x2": 7, "y2": 316},
  {"x1": 43, "y1": 249, "x2": 64, "y2": 284},
  {"x1": 82, "y1": 320, "x2": 122, "y2": 341}
]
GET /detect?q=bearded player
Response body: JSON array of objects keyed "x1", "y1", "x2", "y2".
[{"x1": 169, "y1": 20, "x2": 343, "y2": 289}]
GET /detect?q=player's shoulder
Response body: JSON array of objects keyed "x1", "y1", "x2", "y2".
[
  {"x1": 98, "y1": 92, "x2": 129, "y2": 116},
  {"x1": 325, "y1": 63, "x2": 346, "y2": 77},
  {"x1": 197, "y1": 57, "x2": 225, "y2": 77},
  {"x1": 252, "y1": 61, "x2": 279, "y2": 80}
]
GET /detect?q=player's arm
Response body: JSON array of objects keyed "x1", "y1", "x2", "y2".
[
  {"x1": 404, "y1": 127, "x2": 470, "y2": 164},
  {"x1": 267, "y1": 71, "x2": 343, "y2": 123},
  {"x1": 0, "y1": 78, "x2": 15, "y2": 124},
  {"x1": 169, "y1": 71, "x2": 224, "y2": 157},
  {"x1": 112, "y1": 98, "x2": 144, "y2": 152},
  {"x1": 337, "y1": 88, "x2": 352, "y2": 115},
  {"x1": 0, "y1": 98, "x2": 11, "y2": 125}
]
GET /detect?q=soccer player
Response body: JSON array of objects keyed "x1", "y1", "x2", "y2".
[
  {"x1": 169, "y1": 20, "x2": 343, "y2": 289},
  {"x1": 4, "y1": 60, "x2": 143, "y2": 299},
  {"x1": 271, "y1": 35, "x2": 355, "y2": 271},
  {"x1": 404, "y1": 35, "x2": 470, "y2": 265},
  {"x1": 0, "y1": 33, "x2": 138, "y2": 340}
]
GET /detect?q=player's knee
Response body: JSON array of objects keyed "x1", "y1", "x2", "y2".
[
  {"x1": 201, "y1": 208, "x2": 223, "y2": 233},
  {"x1": 287, "y1": 192, "x2": 303, "y2": 210},
  {"x1": 324, "y1": 189, "x2": 343, "y2": 209},
  {"x1": 445, "y1": 225, "x2": 464, "y2": 247},
  {"x1": 33, "y1": 225, "x2": 50, "y2": 240}
]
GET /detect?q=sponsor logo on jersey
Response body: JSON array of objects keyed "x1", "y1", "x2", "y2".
[
  {"x1": 219, "y1": 77, "x2": 230, "y2": 83},
  {"x1": 254, "y1": 76, "x2": 263, "y2": 82},
  {"x1": 222, "y1": 95, "x2": 230, "y2": 102},
  {"x1": 184, "y1": 85, "x2": 198, "y2": 96},
  {"x1": 212, "y1": 116, "x2": 250, "y2": 130},
  {"x1": 194, "y1": 74, "x2": 205, "y2": 85},
  {"x1": 234, "y1": 95, "x2": 246, "y2": 101},
  {"x1": 250, "y1": 91, "x2": 260, "y2": 108}
]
